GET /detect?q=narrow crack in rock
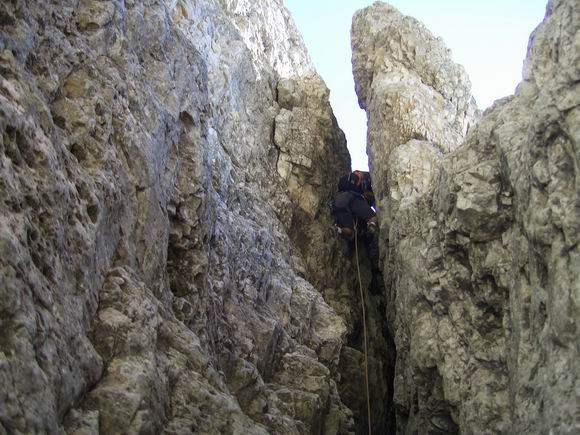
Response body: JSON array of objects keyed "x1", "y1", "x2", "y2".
[{"x1": 0, "y1": 0, "x2": 579, "y2": 434}]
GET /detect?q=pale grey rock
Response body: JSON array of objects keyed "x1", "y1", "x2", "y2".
[
  {"x1": 352, "y1": 1, "x2": 478, "y2": 214},
  {"x1": 216, "y1": 0, "x2": 315, "y2": 79},
  {"x1": 0, "y1": 0, "x2": 358, "y2": 434},
  {"x1": 272, "y1": 72, "x2": 394, "y2": 434},
  {"x1": 353, "y1": 1, "x2": 579, "y2": 434}
]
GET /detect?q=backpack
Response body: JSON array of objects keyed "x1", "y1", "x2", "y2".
[
  {"x1": 338, "y1": 171, "x2": 375, "y2": 207},
  {"x1": 337, "y1": 174, "x2": 356, "y2": 192},
  {"x1": 353, "y1": 171, "x2": 372, "y2": 192},
  {"x1": 338, "y1": 171, "x2": 371, "y2": 191}
]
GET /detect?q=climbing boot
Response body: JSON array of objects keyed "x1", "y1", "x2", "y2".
[
  {"x1": 368, "y1": 221, "x2": 379, "y2": 234},
  {"x1": 335, "y1": 225, "x2": 354, "y2": 241}
]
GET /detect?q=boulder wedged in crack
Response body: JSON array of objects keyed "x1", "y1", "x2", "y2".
[{"x1": 352, "y1": 1, "x2": 579, "y2": 434}]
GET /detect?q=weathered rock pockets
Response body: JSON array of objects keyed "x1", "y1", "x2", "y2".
[
  {"x1": 353, "y1": 1, "x2": 579, "y2": 434},
  {"x1": 0, "y1": 0, "x2": 370, "y2": 434}
]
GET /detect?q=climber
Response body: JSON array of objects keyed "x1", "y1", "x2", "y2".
[{"x1": 332, "y1": 170, "x2": 378, "y2": 239}]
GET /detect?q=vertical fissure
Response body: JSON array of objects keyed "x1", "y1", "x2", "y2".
[{"x1": 338, "y1": 235, "x2": 397, "y2": 435}]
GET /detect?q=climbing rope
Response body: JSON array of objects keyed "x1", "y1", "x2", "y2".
[{"x1": 353, "y1": 222, "x2": 372, "y2": 435}]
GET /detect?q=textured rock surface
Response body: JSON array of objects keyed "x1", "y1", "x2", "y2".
[
  {"x1": 352, "y1": 1, "x2": 478, "y2": 217},
  {"x1": 269, "y1": 73, "x2": 395, "y2": 434},
  {"x1": 0, "y1": 0, "x2": 369, "y2": 433},
  {"x1": 353, "y1": 1, "x2": 579, "y2": 434}
]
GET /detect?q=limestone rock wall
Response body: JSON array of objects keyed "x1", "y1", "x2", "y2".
[
  {"x1": 0, "y1": 0, "x2": 361, "y2": 433},
  {"x1": 353, "y1": 1, "x2": 579, "y2": 434},
  {"x1": 274, "y1": 74, "x2": 395, "y2": 434}
]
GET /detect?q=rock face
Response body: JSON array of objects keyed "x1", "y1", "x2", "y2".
[
  {"x1": 353, "y1": 1, "x2": 579, "y2": 434},
  {"x1": 0, "y1": 0, "x2": 373, "y2": 433}
]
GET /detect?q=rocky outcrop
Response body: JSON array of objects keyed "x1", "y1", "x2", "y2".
[
  {"x1": 0, "y1": 0, "x2": 368, "y2": 433},
  {"x1": 353, "y1": 1, "x2": 579, "y2": 434}
]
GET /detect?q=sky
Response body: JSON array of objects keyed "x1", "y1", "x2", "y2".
[{"x1": 283, "y1": 0, "x2": 549, "y2": 170}]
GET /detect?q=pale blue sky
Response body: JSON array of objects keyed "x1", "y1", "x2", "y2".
[{"x1": 283, "y1": 0, "x2": 548, "y2": 170}]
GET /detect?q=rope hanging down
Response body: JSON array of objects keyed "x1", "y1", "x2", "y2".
[{"x1": 354, "y1": 223, "x2": 372, "y2": 435}]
